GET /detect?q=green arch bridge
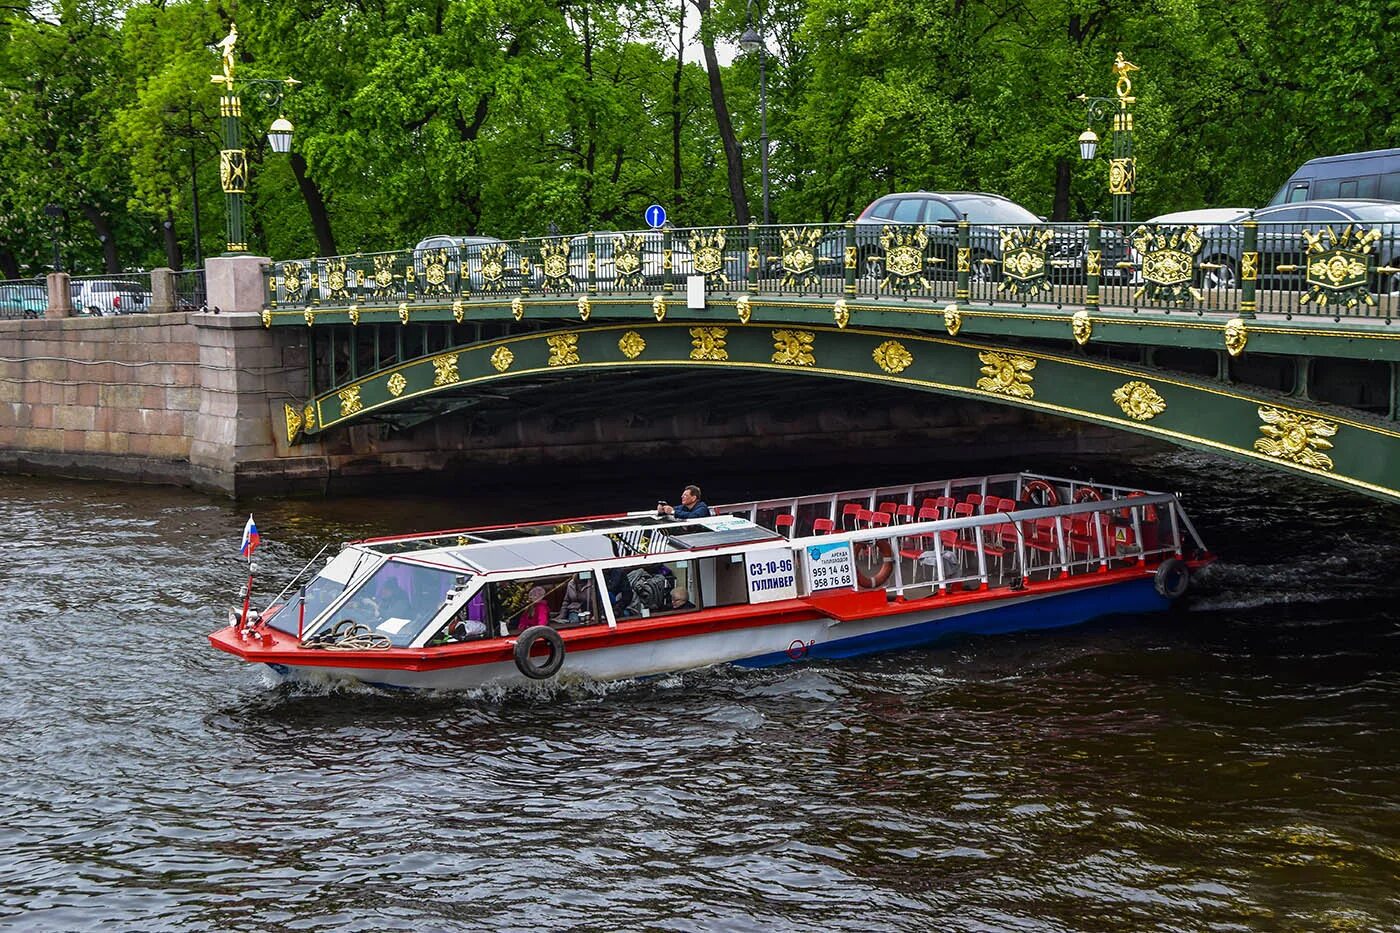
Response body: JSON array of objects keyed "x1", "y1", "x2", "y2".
[{"x1": 260, "y1": 219, "x2": 1400, "y2": 503}]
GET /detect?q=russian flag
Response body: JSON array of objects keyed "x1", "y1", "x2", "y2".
[{"x1": 239, "y1": 514, "x2": 261, "y2": 558}]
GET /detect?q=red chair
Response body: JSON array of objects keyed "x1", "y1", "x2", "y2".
[
  {"x1": 841, "y1": 502, "x2": 864, "y2": 530},
  {"x1": 1026, "y1": 517, "x2": 1061, "y2": 577},
  {"x1": 870, "y1": 511, "x2": 892, "y2": 528},
  {"x1": 813, "y1": 518, "x2": 835, "y2": 535},
  {"x1": 895, "y1": 504, "x2": 917, "y2": 524},
  {"x1": 878, "y1": 502, "x2": 899, "y2": 519},
  {"x1": 965, "y1": 493, "x2": 984, "y2": 511},
  {"x1": 775, "y1": 513, "x2": 795, "y2": 538},
  {"x1": 856, "y1": 508, "x2": 875, "y2": 528},
  {"x1": 935, "y1": 496, "x2": 956, "y2": 519}
]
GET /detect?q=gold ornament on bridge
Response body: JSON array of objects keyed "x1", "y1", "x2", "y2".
[
  {"x1": 1113, "y1": 51, "x2": 1139, "y2": 100},
  {"x1": 998, "y1": 228, "x2": 1053, "y2": 298},
  {"x1": 348, "y1": 305, "x2": 360, "y2": 326},
  {"x1": 1085, "y1": 249, "x2": 1102, "y2": 278},
  {"x1": 386, "y1": 372, "x2": 407, "y2": 397},
  {"x1": 690, "y1": 327, "x2": 729, "y2": 361},
  {"x1": 1112, "y1": 380, "x2": 1166, "y2": 421},
  {"x1": 1109, "y1": 158, "x2": 1136, "y2": 196},
  {"x1": 479, "y1": 244, "x2": 511, "y2": 293},
  {"x1": 618, "y1": 331, "x2": 646, "y2": 359},
  {"x1": 338, "y1": 385, "x2": 362, "y2": 416},
  {"x1": 432, "y1": 353, "x2": 461, "y2": 386},
  {"x1": 943, "y1": 303, "x2": 962, "y2": 336},
  {"x1": 735, "y1": 294, "x2": 752, "y2": 324},
  {"x1": 777, "y1": 227, "x2": 823, "y2": 290},
  {"x1": 956, "y1": 247, "x2": 971, "y2": 274},
  {"x1": 261, "y1": 309, "x2": 272, "y2": 328},
  {"x1": 975, "y1": 351, "x2": 1036, "y2": 399},
  {"x1": 490, "y1": 346, "x2": 514, "y2": 372},
  {"x1": 547, "y1": 334, "x2": 580, "y2": 367},
  {"x1": 1071, "y1": 310, "x2": 1092, "y2": 345},
  {"x1": 872, "y1": 340, "x2": 913, "y2": 375},
  {"x1": 1241, "y1": 251, "x2": 1259, "y2": 281},
  {"x1": 1130, "y1": 225, "x2": 1204, "y2": 305},
  {"x1": 303, "y1": 309, "x2": 316, "y2": 327},
  {"x1": 578, "y1": 296, "x2": 592, "y2": 322},
  {"x1": 1294, "y1": 225, "x2": 1383, "y2": 309},
  {"x1": 279, "y1": 262, "x2": 306, "y2": 303},
  {"x1": 1223, "y1": 318, "x2": 1249, "y2": 356},
  {"x1": 652, "y1": 295, "x2": 667, "y2": 321},
  {"x1": 539, "y1": 237, "x2": 577, "y2": 291},
  {"x1": 420, "y1": 248, "x2": 451, "y2": 296},
  {"x1": 303, "y1": 404, "x2": 316, "y2": 431},
  {"x1": 372, "y1": 255, "x2": 398, "y2": 299},
  {"x1": 610, "y1": 234, "x2": 647, "y2": 290},
  {"x1": 874, "y1": 225, "x2": 941, "y2": 292},
  {"x1": 1255, "y1": 407, "x2": 1337, "y2": 472},
  {"x1": 511, "y1": 296, "x2": 524, "y2": 321},
  {"x1": 398, "y1": 302, "x2": 410, "y2": 325},
  {"x1": 324, "y1": 258, "x2": 352, "y2": 302},
  {"x1": 688, "y1": 230, "x2": 730, "y2": 288},
  {"x1": 772, "y1": 330, "x2": 815, "y2": 367},
  {"x1": 833, "y1": 299, "x2": 850, "y2": 329},
  {"x1": 219, "y1": 149, "x2": 247, "y2": 194},
  {"x1": 451, "y1": 299, "x2": 463, "y2": 324},
  {"x1": 284, "y1": 403, "x2": 302, "y2": 443}
]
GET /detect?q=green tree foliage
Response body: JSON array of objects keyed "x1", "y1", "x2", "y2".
[{"x1": 0, "y1": 0, "x2": 1395, "y2": 274}]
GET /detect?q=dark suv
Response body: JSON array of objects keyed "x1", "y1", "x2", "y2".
[{"x1": 850, "y1": 192, "x2": 1128, "y2": 282}]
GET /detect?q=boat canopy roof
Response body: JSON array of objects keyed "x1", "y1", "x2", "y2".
[{"x1": 355, "y1": 513, "x2": 783, "y2": 576}]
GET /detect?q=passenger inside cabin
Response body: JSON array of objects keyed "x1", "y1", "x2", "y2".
[
  {"x1": 517, "y1": 585, "x2": 551, "y2": 632},
  {"x1": 557, "y1": 573, "x2": 596, "y2": 625},
  {"x1": 625, "y1": 565, "x2": 673, "y2": 615},
  {"x1": 670, "y1": 586, "x2": 696, "y2": 611},
  {"x1": 657, "y1": 484, "x2": 711, "y2": 519}
]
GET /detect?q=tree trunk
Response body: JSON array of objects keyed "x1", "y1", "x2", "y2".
[
  {"x1": 162, "y1": 210, "x2": 183, "y2": 269},
  {"x1": 0, "y1": 246, "x2": 18, "y2": 280},
  {"x1": 671, "y1": 0, "x2": 685, "y2": 211},
  {"x1": 290, "y1": 153, "x2": 337, "y2": 257},
  {"x1": 691, "y1": 0, "x2": 749, "y2": 224},
  {"x1": 1053, "y1": 156, "x2": 1072, "y2": 221},
  {"x1": 82, "y1": 206, "x2": 118, "y2": 272}
]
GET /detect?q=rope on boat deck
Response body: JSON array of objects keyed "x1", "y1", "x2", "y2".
[{"x1": 303, "y1": 621, "x2": 393, "y2": 651}]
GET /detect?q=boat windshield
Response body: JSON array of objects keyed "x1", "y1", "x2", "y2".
[
  {"x1": 264, "y1": 548, "x2": 382, "y2": 636},
  {"x1": 323, "y1": 559, "x2": 461, "y2": 647}
]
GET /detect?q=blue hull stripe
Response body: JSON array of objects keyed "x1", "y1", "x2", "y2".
[{"x1": 735, "y1": 577, "x2": 1169, "y2": 668}]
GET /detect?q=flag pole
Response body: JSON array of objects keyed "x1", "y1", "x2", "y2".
[
  {"x1": 297, "y1": 584, "x2": 307, "y2": 640},
  {"x1": 239, "y1": 557, "x2": 255, "y2": 630}
]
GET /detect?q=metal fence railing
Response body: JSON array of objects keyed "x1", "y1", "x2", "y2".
[
  {"x1": 171, "y1": 269, "x2": 206, "y2": 311},
  {"x1": 69, "y1": 272, "x2": 153, "y2": 317},
  {"x1": 262, "y1": 219, "x2": 1400, "y2": 322},
  {"x1": 0, "y1": 277, "x2": 47, "y2": 319}
]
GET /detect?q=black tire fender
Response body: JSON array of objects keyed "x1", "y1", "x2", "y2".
[
  {"x1": 1154, "y1": 558, "x2": 1190, "y2": 599},
  {"x1": 514, "y1": 625, "x2": 566, "y2": 680}
]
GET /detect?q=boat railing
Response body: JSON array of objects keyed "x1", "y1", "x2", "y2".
[{"x1": 788, "y1": 492, "x2": 1198, "y2": 600}]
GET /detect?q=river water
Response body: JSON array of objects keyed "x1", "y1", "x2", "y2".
[{"x1": 1, "y1": 451, "x2": 1397, "y2": 931}]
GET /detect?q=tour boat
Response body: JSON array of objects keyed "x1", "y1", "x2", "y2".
[{"x1": 209, "y1": 472, "x2": 1212, "y2": 691}]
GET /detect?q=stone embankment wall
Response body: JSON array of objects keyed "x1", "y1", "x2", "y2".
[{"x1": 0, "y1": 314, "x2": 202, "y2": 485}]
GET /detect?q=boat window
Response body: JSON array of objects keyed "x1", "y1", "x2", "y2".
[
  {"x1": 486, "y1": 573, "x2": 603, "y2": 636},
  {"x1": 425, "y1": 579, "x2": 491, "y2": 645},
  {"x1": 609, "y1": 560, "x2": 697, "y2": 619},
  {"x1": 331, "y1": 560, "x2": 459, "y2": 647},
  {"x1": 696, "y1": 555, "x2": 749, "y2": 609},
  {"x1": 264, "y1": 548, "x2": 381, "y2": 635}
]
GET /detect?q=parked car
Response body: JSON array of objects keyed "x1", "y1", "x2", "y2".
[
  {"x1": 0, "y1": 283, "x2": 46, "y2": 319},
  {"x1": 822, "y1": 191, "x2": 1129, "y2": 284},
  {"x1": 1268, "y1": 148, "x2": 1400, "y2": 206},
  {"x1": 412, "y1": 234, "x2": 538, "y2": 292},
  {"x1": 1192, "y1": 200, "x2": 1400, "y2": 295},
  {"x1": 70, "y1": 279, "x2": 151, "y2": 315},
  {"x1": 1138, "y1": 208, "x2": 1252, "y2": 289}
]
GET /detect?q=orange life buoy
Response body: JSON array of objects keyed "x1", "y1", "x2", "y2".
[
  {"x1": 854, "y1": 538, "x2": 896, "y2": 588},
  {"x1": 1019, "y1": 479, "x2": 1060, "y2": 507},
  {"x1": 1072, "y1": 486, "x2": 1103, "y2": 503},
  {"x1": 1119, "y1": 490, "x2": 1158, "y2": 523}
]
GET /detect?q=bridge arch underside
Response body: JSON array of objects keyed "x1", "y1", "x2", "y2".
[{"x1": 289, "y1": 322, "x2": 1400, "y2": 504}]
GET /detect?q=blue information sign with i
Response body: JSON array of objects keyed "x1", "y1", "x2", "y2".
[{"x1": 645, "y1": 204, "x2": 667, "y2": 229}]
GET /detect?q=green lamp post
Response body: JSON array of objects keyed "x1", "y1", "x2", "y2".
[
  {"x1": 210, "y1": 24, "x2": 298, "y2": 253},
  {"x1": 1076, "y1": 51, "x2": 1139, "y2": 225}
]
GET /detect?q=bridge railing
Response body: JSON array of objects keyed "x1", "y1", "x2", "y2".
[{"x1": 264, "y1": 220, "x2": 1400, "y2": 321}]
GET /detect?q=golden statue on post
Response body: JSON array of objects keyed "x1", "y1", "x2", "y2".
[
  {"x1": 212, "y1": 23, "x2": 237, "y2": 90},
  {"x1": 1113, "y1": 51, "x2": 1139, "y2": 101}
]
